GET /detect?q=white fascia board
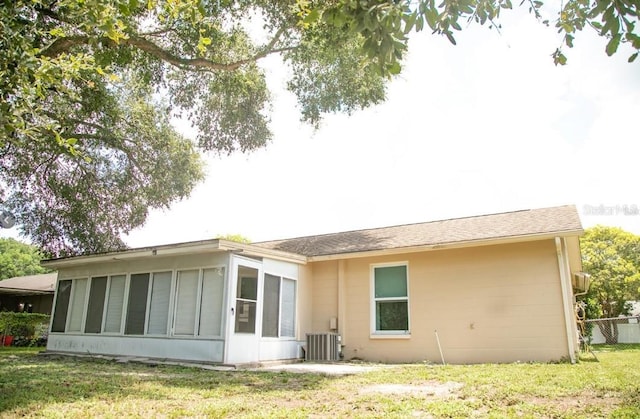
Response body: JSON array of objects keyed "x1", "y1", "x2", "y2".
[{"x1": 43, "y1": 239, "x2": 307, "y2": 269}]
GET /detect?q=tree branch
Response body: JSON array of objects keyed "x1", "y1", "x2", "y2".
[{"x1": 40, "y1": 31, "x2": 298, "y2": 71}]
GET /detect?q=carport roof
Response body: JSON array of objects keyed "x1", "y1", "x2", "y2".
[{"x1": 0, "y1": 273, "x2": 57, "y2": 295}]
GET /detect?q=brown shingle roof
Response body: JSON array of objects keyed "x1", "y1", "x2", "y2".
[
  {"x1": 253, "y1": 205, "x2": 582, "y2": 257},
  {"x1": 0, "y1": 273, "x2": 57, "y2": 294}
]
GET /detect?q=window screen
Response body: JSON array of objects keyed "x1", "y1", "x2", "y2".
[
  {"x1": 84, "y1": 276, "x2": 107, "y2": 333},
  {"x1": 235, "y1": 266, "x2": 258, "y2": 334},
  {"x1": 125, "y1": 273, "x2": 150, "y2": 335},
  {"x1": 67, "y1": 279, "x2": 88, "y2": 332},
  {"x1": 147, "y1": 272, "x2": 172, "y2": 335},
  {"x1": 261, "y1": 274, "x2": 280, "y2": 337},
  {"x1": 199, "y1": 267, "x2": 225, "y2": 336},
  {"x1": 51, "y1": 280, "x2": 72, "y2": 332},
  {"x1": 104, "y1": 275, "x2": 126, "y2": 333},
  {"x1": 174, "y1": 270, "x2": 199, "y2": 335}
]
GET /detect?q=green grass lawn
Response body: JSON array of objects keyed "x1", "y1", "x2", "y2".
[{"x1": 1, "y1": 345, "x2": 639, "y2": 418}]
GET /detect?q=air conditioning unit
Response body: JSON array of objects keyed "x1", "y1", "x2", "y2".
[{"x1": 306, "y1": 333, "x2": 341, "y2": 361}]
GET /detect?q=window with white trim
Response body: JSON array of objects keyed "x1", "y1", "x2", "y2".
[
  {"x1": 85, "y1": 276, "x2": 107, "y2": 333},
  {"x1": 103, "y1": 275, "x2": 126, "y2": 333},
  {"x1": 51, "y1": 280, "x2": 72, "y2": 332},
  {"x1": 198, "y1": 268, "x2": 225, "y2": 336},
  {"x1": 50, "y1": 267, "x2": 225, "y2": 338},
  {"x1": 262, "y1": 274, "x2": 296, "y2": 338},
  {"x1": 174, "y1": 267, "x2": 226, "y2": 337},
  {"x1": 125, "y1": 273, "x2": 150, "y2": 335},
  {"x1": 235, "y1": 266, "x2": 258, "y2": 334},
  {"x1": 147, "y1": 271, "x2": 172, "y2": 335},
  {"x1": 67, "y1": 278, "x2": 88, "y2": 332},
  {"x1": 372, "y1": 263, "x2": 409, "y2": 333}
]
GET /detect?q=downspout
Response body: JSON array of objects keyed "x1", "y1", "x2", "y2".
[{"x1": 555, "y1": 237, "x2": 576, "y2": 363}]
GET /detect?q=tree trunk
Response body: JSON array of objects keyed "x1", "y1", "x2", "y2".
[{"x1": 597, "y1": 320, "x2": 619, "y2": 344}]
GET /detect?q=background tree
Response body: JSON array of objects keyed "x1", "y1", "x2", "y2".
[
  {"x1": 216, "y1": 234, "x2": 252, "y2": 244},
  {"x1": 0, "y1": 238, "x2": 50, "y2": 280},
  {"x1": 2, "y1": 1, "x2": 636, "y2": 257},
  {"x1": 581, "y1": 226, "x2": 640, "y2": 343}
]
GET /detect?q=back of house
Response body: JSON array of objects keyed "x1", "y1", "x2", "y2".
[{"x1": 44, "y1": 205, "x2": 584, "y2": 364}]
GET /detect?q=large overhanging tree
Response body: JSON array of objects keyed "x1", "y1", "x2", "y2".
[
  {"x1": 1, "y1": 0, "x2": 636, "y2": 257},
  {"x1": 1, "y1": 0, "x2": 389, "y2": 257}
]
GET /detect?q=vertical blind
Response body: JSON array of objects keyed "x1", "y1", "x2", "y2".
[
  {"x1": 67, "y1": 278, "x2": 87, "y2": 332},
  {"x1": 199, "y1": 268, "x2": 224, "y2": 336},
  {"x1": 280, "y1": 278, "x2": 296, "y2": 337},
  {"x1": 104, "y1": 275, "x2": 126, "y2": 333},
  {"x1": 147, "y1": 272, "x2": 172, "y2": 335},
  {"x1": 174, "y1": 270, "x2": 199, "y2": 335}
]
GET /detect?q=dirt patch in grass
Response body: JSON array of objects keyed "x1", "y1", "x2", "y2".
[
  {"x1": 522, "y1": 391, "x2": 624, "y2": 415},
  {"x1": 360, "y1": 381, "x2": 463, "y2": 399}
]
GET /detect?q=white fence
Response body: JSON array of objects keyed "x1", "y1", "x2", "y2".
[{"x1": 586, "y1": 317, "x2": 640, "y2": 344}]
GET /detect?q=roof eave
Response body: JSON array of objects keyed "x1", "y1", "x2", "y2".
[
  {"x1": 306, "y1": 229, "x2": 584, "y2": 262},
  {"x1": 43, "y1": 239, "x2": 307, "y2": 269}
]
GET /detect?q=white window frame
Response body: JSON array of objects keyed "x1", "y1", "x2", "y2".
[
  {"x1": 101, "y1": 273, "x2": 128, "y2": 335},
  {"x1": 172, "y1": 265, "x2": 226, "y2": 339},
  {"x1": 261, "y1": 274, "x2": 297, "y2": 340},
  {"x1": 370, "y1": 262, "x2": 411, "y2": 338},
  {"x1": 144, "y1": 271, "x2": 174, "y2": 336},
  {"x1": 65, "y1": 278, "x2": 89, "y2": 334},
  {"x1": 198, "y1": 266, "x2": 226, "y2": 338},
  {"x1": 84, "y1": 275, "x2": 108, "y2": 334}
]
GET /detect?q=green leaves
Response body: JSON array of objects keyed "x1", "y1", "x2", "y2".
[
  {"x1": 318, "y1": 0, "x2": 638, "y2": 69},
  {"x1": 0, "y1": 239, "x2": 49, "y2": 280},
  {"x1": 606, "y1": 33, "x2": 622, "y2": 56},
  {"x1": 582, "y1": 226, "x2": 640, "y2": 320}
]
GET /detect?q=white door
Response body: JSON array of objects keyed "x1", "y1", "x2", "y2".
[{"x1": 224, "y1": 256, "x2": 263, "y2": 364}]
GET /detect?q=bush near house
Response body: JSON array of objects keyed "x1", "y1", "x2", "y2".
[{"x1": 0, "y1": 312, "x2": 49, "y2": 347}]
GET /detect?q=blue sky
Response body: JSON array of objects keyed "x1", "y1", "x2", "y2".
[{"x1": 3, "y1": 7, "x2": 639, "y2": 246}]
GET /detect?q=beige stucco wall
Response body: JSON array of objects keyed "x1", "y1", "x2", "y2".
[
  {"x1": 309, "y1": 239, "x2": 572, "y2": 363},
  {"x1": 295, "y1": 263, "x2": 313, "y2": 341},
  {"x1": 309, "y1": 260, "x2": 339, "y2": 333}
]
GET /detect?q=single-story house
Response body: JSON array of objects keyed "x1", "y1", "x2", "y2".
[
  {"x1": 43, "y1": 205, "x2": 584, "y2": 364},
  {"x1": 0, "y1": 273, "x2": 57, "y2": 314}
]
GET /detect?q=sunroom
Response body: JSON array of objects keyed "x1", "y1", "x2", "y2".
[{"x1": 44, "y1": 240, "x2": 309, "y2": 364}]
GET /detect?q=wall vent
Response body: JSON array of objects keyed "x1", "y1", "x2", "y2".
[{"x1": 305, "y1": 333, "x2": 340, "y2": 361}]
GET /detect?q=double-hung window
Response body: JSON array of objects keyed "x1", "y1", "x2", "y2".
[{"x1": 371, "y1": 263, "x2": 409, "y2": 335}]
